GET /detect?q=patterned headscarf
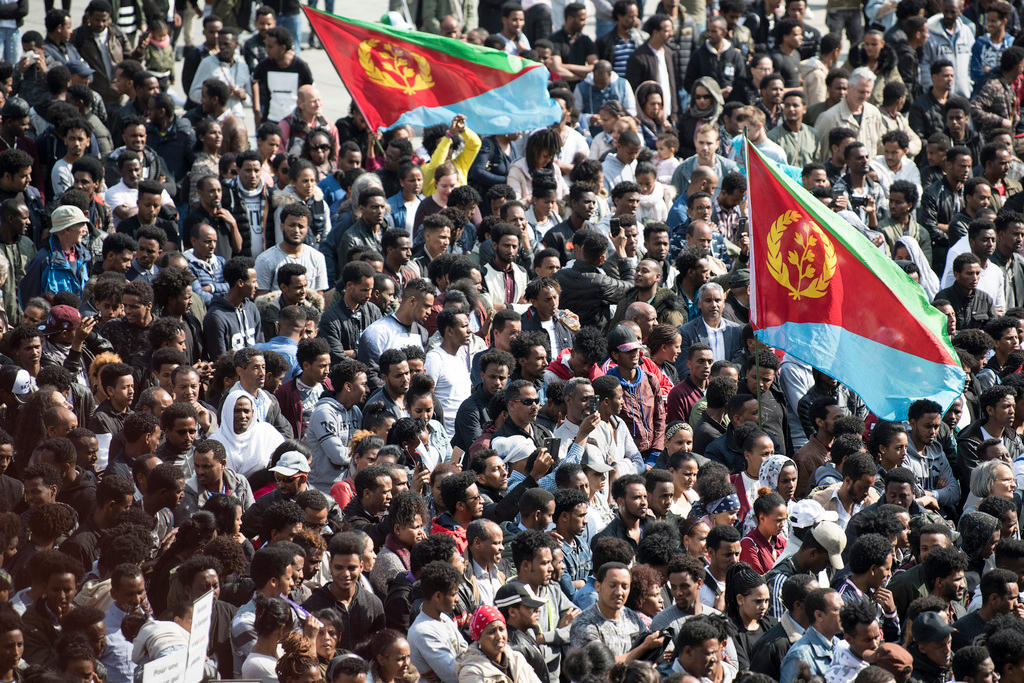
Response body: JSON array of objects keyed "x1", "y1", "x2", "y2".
[
  {"x1": 706, "y1": 493, "x2": 741, "y2": 514},
  {"x1": 759, "y1": 455, "x2": 797, "y2": 491},
  {"x1": 469, "y1": 604, "x2": 505, "y2": 641}
]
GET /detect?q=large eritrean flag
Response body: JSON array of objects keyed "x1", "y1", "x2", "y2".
[
  {"x1": 744, "y1": 137, "x2": 965, "y2": 421},
  {"x1": 303, "y1": 7, "x2": 562, "y2": 134}
]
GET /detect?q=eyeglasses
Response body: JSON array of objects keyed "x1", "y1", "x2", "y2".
[
  {"x1": 312, "y1": 144, "x2": 331, "y2": 152},
  {"x1": 514, "y1": 397, "x2": 541, "y2": 406},
  {"x1": 694, "y1": 94, "x2": 712, "y2": 101}
]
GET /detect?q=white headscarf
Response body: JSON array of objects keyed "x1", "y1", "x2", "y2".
[
  {"x1": 895, "y1": 235, "x2": 940, "y2": 300},
  {"x1": 210, "y1": 391, "x2": 284, "y2": 476}
]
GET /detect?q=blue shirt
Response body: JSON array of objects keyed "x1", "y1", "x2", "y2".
[
  {"x1": 102, "y1": 604, "x2": 147, "y2": 683},
  {"x1": 780, "y1": 626, "x2": 836, "y2": 683},
  {"x1": 573, "y1": 576, "x2": 599, "y2": 610},
  {"x1": 258, "y1": 336, "x2": 300, "y2": 379},
  {"x1": 560, "y1": 536, "x2": 593, "y2": 598}
]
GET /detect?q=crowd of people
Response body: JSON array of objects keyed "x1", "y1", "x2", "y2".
[{"x1": 0, "y1": 0, "x2": 1023, "y2": 682}]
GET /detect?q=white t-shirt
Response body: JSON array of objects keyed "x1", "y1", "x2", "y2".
[
  {"x1": 706, "y1": 322, "x2": 726, "y2": 361},
  {"x1": 240, "y1": 652, "x2": 280, "y2": 683},
  {"x1": 254, "y1": 244, "x2": 329, "y2": 291},
  {"x1": 558, "y1": 127, "x2": 591, "y2": 170},
  {"x1": 403, "y1": 197, "x2": 421, "y2": 234},
  {"x1": 741, "y1": 471, "x2": 759, "y2": 503},
  {"x1": 424, "y1": 345, "x2": 472, "y2": 436},
  {"x1": 654, "y1": 47, "x2": 672, "y2": 118},
  {"x1": 104, "y1": 182, "x2": 174, "y2": 227},
  {"x1": 540, "y1": 318, "x2": 561, "y2": 357}
]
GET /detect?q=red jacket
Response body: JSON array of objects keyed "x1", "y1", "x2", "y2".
[
  {"x1": 431, "y1": 512, "x2": 468, "y2": 554},
  {"x1": 546, "y1": 348, "x2": 606, "y2": 382},
  {"x1": 608, "y1": 366, "x2": 665, "y2": 454}
]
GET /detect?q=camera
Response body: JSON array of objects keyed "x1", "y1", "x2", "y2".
[{"x1": 850, "y1": 195, "x2": 868, "y2": 209}]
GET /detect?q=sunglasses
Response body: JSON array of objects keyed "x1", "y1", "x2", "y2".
[
  {"x1": 312, "y1": 144, "x2": 331, "y2": 152},
  {"x1": 694, "y1": 94, "x2": 712, "y2": 100},
  {"x1": 514, "y1": 397, "x2": 541, "y2": 406}
]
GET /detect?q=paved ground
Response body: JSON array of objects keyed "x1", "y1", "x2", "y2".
[{"x1": 22, "y1": 0, "x2": 832, "y2": 129}]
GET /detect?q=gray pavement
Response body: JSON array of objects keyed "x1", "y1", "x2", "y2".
[{"x1": 22, "y1": 0, "x2": 832, "y2": 131}]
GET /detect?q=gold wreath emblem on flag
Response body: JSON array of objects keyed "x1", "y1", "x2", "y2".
[
  {"x1": 358, "y1": 39, "x2": 435, "y2": 95},
  {"x1": 766, "y1": 210, "x2": 837, "y2": 300}
]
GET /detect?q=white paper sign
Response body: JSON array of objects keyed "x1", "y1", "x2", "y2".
[
  {"x1": 95, "y1": 432, "x2": 112, "y2": 471},
  {"x1": 142, "y1": 653, "x2": 184, "y2": 683},
  {"x1": 184, "y1": 589, "x2": 215, "y2": 683}
]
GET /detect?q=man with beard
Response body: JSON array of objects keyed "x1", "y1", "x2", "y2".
[
  {"x1": 230, "y1": 151, "x2": 275, "y2": 257},
  {"x1": 612, "y1": 258, "x2": 685, "y2": 329},
  {"x1": 357, "y1": 278, "x2": 433, "y2": 391},
  {"x1": 364, "y1": 349, "x2": 411, "y2": 419},
  {"x1": 255, "y1": 203, "x2": 327, "y2": 295},
  {"x1": 455, "y1": 350, "x2": 513, "y2": 452},
  {"x1": 189, "y1": 29, "x2": 252, "y2": 122},
  {"x1": 319, "y1": 261, "x2": 381, "y2": 365},
  {"x1": 592, "y1": 474, "x2": 649, "y2": 551},
  {"x1": 338, "y1": 188, "x2": 388, "y2": 267},
  {"x1": 99, "y1": 280, "x2": 154, "y2": 367},
  {"x1": 0, "y1": 198, "x2": 35, "y2": 320}
]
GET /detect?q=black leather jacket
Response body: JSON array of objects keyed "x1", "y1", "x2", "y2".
[{"x1": 554, "y1": 258, "x2": 636, "y2": 330}]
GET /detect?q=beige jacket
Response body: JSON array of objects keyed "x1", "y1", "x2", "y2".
[
  {"x1": 877, "y1": 108, "x2": 922, "y2": 158},
  {"x1": 800, "y1": 58, "x2": 829, "y2": 108},
  {"x1": 814, "y1": 98, "x2": 886, "y2": 160},
  {"x1": 456, "y1": 644, "x2": 544, "y2": 683}
]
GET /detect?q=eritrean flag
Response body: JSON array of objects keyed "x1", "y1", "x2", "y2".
[
  {"x1": 745, "y1": 138, "x2": 965, "y2": 421},
  {"x1": 303, "y1": 8, "x2": 562, "y2": 134}
]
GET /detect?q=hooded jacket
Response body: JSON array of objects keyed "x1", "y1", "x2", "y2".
[
  {"x1": 544, "y1": 348, "x2": 607, "y2": 383},
  {"x1": 201, "y1": 295, "x2": 264, "y2": 361},
  {"x1": 431, "y1": 511, "x2": 469, "y2": 554},
  {"x1": 920, "y1": 14, "x2": 975, "y2": 98},
  {"x1": 20, "y1": 234, "x2": 89, "y2": 304},
  {"x1": 306, "y1": 395, "x2": 362, "y2": 493}
]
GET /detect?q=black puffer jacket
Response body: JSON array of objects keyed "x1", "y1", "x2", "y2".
[{"x1": 554, "y1": 258, "x2": 636, "y2": 330}]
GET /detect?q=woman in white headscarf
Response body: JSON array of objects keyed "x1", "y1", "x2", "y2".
[
  {"x1": 895, "y1": 235, "x2": 940, "y2": 299},
  {"x1": 211, "y1": 392, "x2": 285, "y2": 477}
]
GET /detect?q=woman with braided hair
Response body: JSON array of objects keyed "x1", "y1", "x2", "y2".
[
  {"x1": 724, "y1": 561, "x2": 775, "y2": 671},
  {"x1": 275, "y1": 631, "x2": 323, "y2": 683}
]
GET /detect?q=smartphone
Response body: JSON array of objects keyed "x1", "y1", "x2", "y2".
[
  {"x1": 544, "y1": 437, "x2": 561, "y2": 456},
  {"x1": 610, "y1": 217, "x2": 622, "y2": 237},
  {"x1": 587, "y1": 396, "x2": 600, "y2": 414}
]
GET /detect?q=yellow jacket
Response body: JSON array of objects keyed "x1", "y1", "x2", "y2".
[{"x1": 422, "y1": 126, "x2": 482, "y2": 195}]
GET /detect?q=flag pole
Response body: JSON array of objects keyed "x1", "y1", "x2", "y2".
[{"x1": 742, "y1": 128, "x2": 764, "y2": 430}]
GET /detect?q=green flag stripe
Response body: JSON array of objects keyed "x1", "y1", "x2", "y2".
[
  {"x1": 746, "y1": 140, "x2": 959, "y2": 354},
  {"x1": 306, "y1": 7, "x2": 531, "y2": 73}
]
